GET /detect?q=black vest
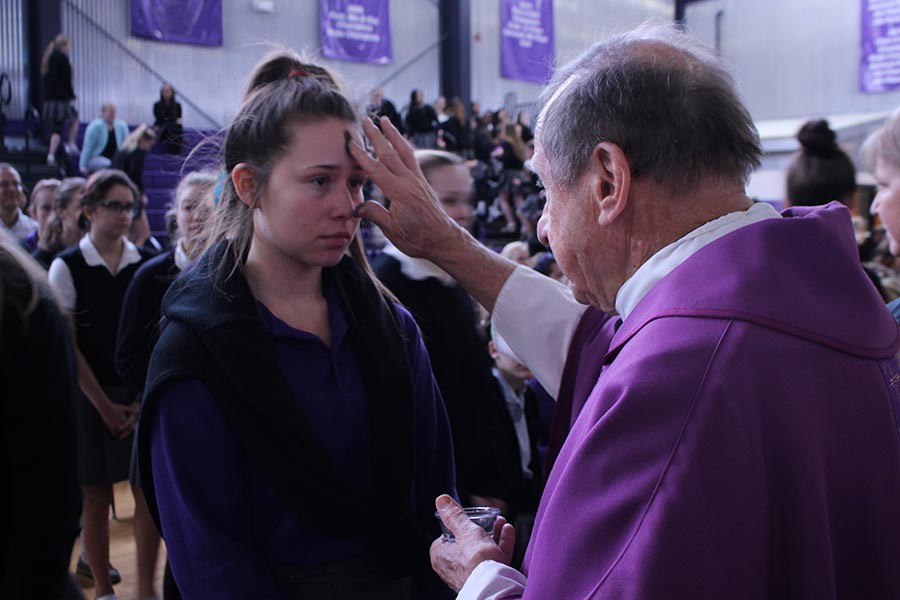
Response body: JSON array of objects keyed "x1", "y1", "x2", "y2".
[
  {"x1": 138, "y1": 243, "x2": 431, "y2": 577},
  {"x1": 59, "y1": 244, "x2": 152, "y2": 386}
]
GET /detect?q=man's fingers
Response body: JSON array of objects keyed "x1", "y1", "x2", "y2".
[
  {"x1": 497, "y1": 523, "x2": 516, "y2": 561},
  {"x1": 379, "y1": 116, "x2": 421, "y2": 174},
  {"x1": 491, "y1": 516, "x2": 507, "y2": 544},
  {"x1": 436, "y1": 494, "x2": 475, "y2": 537},
  {"x1": 354, "y1": 199, "x2": 392, "y2": 230},
  {"x1": 346, "y1": 133, "x2": 383, "y2": 176},
  {"x1": 361, "y1": 118, "x2": 407, "y2": 175}
]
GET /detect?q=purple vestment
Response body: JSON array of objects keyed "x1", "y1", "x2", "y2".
[{"x1": 519, "y1": 203, "x2": 900, "y2": 598}]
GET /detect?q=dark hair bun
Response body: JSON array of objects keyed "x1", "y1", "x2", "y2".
[{"x1": 797, "y1": 119, "x2": 839, "y2": 156}]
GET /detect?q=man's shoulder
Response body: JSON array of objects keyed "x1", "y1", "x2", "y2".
[{"x1": 597, "y1": 315, "x2": 743, "y2": 402}]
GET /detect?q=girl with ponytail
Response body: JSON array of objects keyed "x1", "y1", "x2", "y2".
[{"x1": 137, "y1": 50, "x2": 456, "y2": 599}]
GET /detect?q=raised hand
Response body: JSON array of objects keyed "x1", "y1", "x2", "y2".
[{"x1": 347, "y1": 116, "x2": 466, "y2": 260}]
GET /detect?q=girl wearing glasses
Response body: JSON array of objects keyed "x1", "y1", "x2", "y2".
[{"x1": 48, "y1": 168, "x2": 154, "y2": 600}]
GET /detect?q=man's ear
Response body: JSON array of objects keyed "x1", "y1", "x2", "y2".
[
  {"x1": 231, "y1": 163, "x2": 257, "y2": 208},
  {"x1": 590, "y1": 142, "x2": 631, "y2": 226}
]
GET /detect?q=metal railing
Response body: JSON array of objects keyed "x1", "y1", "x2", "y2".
[{"x1": 63, "y1": 0, "x2": 221, "y2": 129}]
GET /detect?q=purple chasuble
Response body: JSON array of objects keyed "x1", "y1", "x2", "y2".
[
  {"x1": 520, "y1": 203, "x2": 900, "y2": 598},
  {"x1": 545, "y1": 308, "x2": 617, "y2": 475}
]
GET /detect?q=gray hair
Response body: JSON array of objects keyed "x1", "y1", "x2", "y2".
[
  {"x1": 538, "y1": 22, "x2": 761, "y2": 191},
  {"x1": 861, "y1": 108, "x2": 900, "y2": 173}
]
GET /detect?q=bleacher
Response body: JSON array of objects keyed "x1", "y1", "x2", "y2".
[{"x1": 1, "y1": 119, "x2": 219, "y2": 245}]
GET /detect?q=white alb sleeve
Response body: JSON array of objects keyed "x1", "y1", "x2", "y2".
[
  {"x1": 491, "y1": 266, "x2": 588, "y2": 399},
  {"x1": 47, "y1": 257, "x2": 77, "y2": 311},
  {"x1": 457, "y1": 560, "x2": 527, "y2": 600}
]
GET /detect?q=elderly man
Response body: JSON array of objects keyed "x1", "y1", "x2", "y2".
[
  {"x1": 350, "y1": 23, "x2": 900, "y2": 599},
  {"x1": 0, "y1": 163, "x2": 38, "y2": 240}
]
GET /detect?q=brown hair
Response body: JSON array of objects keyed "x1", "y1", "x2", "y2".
[
  {"x1": 78, "y1": 169, "x2": 139, "y2": 231},
  {"x1": 786, "y1": 120, "x2": 856, "y2": 207},
  {"x1": 448, "y1": 97, "x2": 467, "y2": 126},
  {"x1": 200, "y1": 48, "x2": 387, "y2": 297},
  {"x1": 414, "y1": 149, "x2": 465, "y2": 181}
]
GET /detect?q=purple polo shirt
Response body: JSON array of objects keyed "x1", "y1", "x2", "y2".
[{"x1": 149, "y1": 277, "x2": 455, "y2": 599}]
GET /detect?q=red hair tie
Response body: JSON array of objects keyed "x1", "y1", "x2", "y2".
[{"x1": 288, "y1": 68, "x2": 310, "y2": 79}]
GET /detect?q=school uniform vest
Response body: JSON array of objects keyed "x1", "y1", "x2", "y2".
[{"x1": 58, "y1": 245, "x2": 152, "y2": 387}]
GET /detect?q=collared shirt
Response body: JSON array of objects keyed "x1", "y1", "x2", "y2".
[
  {"x1": 383, "y1": 242, "x2": 456, "y2": 285},
  {"x1": 48, "y1": 235, "x2": 143, "y2": 310},
  {"x1": 491, "y1": 267, "x2": 587, "y2": 399},
  {"x1": 491, "y1": 202, "x2": 782, "y2": 400},
  {"x1": 1, "y1": 209, "x2": 38, "y2": 241},
  {"x1": 615, "y1": 201, "x2": 781, "y2": 320},
  {"x1": 174, "y1": 240, "x2": 190, "y2": 270},
  {"x1": 492, "y1": 368, "x2": 533, "y2": 479}
]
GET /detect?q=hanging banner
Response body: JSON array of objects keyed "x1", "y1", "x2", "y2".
[
  {"x1": 320, "y1": 0, "x2": 392, "y2": 65},
  {"x1": 861, "y1": 0, "x2": 900, "y2": 92},
  {"x1": 501, "y1": 0, "x2": 555, "y2": 84},
  {"x1": 131, "y1": 0, "x2": 223, "y2": 47}
]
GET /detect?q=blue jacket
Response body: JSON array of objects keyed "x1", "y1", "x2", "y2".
[{"x1": 80, "y1": 118, "x2": 129, "y2": 172}]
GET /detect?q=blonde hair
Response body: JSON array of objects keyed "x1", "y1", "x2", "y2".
[
  {"x1": 165, "y1": 170, "x2": 218, "y2": 255},
  {"x1": 121, "y1": 124, "x2": 156, "y2": 152}
]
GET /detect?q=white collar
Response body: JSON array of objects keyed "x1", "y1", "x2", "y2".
[
  {"x1": 79, "y1": 234, "x2": 142, "y2": 275},
  {"x1": 615, "y1": 202, "x2": 781, "y2": 321},
  {"x1": 175, "y1": 240, "x2": 190, "y2": 270},
  {"x1": 1, "y1": 209, "x2": 36, "y2": 231},
  {"x1": 492, "y1": 367, "x2": 526, "y2": 402},
  {"x1": 383, "y1": 243, "x2": 456, "y2": 286}
]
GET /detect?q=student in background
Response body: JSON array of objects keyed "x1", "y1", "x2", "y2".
[
  {"x1": 1, "y1": 230, "x2": 83, "y2": 599},
  {"x1": 48, "y1": 169, "x2": 153, "y2": 600},
  {"x1": 21, "y1": 178, "x2": 61, "y2": 253},
  {"x1": 32, "y1": 177, "x2": 86, "y2": 269},
  {"x1": 79, "y1": 104, "x2": 128, "y2": 175}
]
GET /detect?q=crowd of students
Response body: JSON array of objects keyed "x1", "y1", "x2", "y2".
[{"x1": 5, "y1": 22, "x2": 900, "y2": 600}]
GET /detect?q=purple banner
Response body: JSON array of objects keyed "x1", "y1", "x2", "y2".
[
  {"x1": 501, "y1": 0, "x2": 555, "y2": 84},
  {"x1": 320, "y1": 0, "x2": 392, "y2": 65},
  {"x1": 861, "y1": 0, "x2": 900, "y2": 92},
  {"x1": 131, "y1": 0, "x2": 223, "y2": 47}
]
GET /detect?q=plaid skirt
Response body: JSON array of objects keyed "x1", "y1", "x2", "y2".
[{"x1": 42, "y1": 100, "x2": 78, "y2": 133}]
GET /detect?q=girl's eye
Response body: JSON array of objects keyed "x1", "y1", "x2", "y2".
[
  {"x1": 348, "y1": 178, "x2": 365, "y2": 190},
  {"x1": 312, "y1": 176, "x2": 328, "y2": 187}
]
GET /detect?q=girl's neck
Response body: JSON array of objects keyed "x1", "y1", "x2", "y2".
[
  {"x1": 89, "y1": 230, "x2": 125, "y2": 269},
  {"x1": 61, "y1": 227, "x2": 81, "y2": 249},
  {"x1": 244, "y1": 236, "x2": 324, "y2": 311}
]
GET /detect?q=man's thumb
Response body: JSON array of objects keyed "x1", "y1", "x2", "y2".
[{"x1": 354, "y1": 199, "x2": 391, "y2": 230}]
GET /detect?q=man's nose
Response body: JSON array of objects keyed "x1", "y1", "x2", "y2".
[{"x1": 537, "y1": 212, "x2": 550, "y2": 247}]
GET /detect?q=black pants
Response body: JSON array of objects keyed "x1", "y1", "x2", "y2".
[{"x1": 273, "y1": 555, "x2": 415, "y2": 600}]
